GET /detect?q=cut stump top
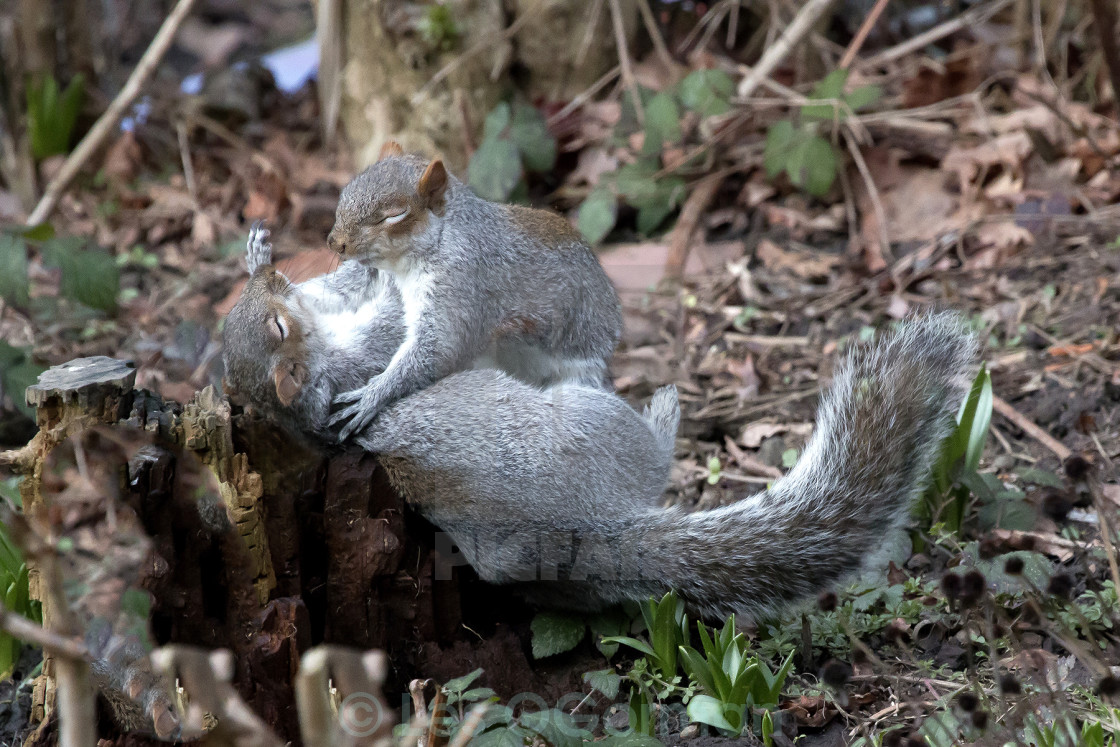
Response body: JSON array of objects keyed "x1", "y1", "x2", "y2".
[{"x1": 27, "y1": 357, "x2": 137, "y2": 408}]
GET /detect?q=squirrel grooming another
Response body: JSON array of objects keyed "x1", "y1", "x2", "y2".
[
  {"x1": 223, "y1": 227, "x2": 977, "y2": 620},
  {"x1": 222, "y1": 223, "x2": 405, "y2": 440},
  {"x1": 324, "y1": 142, "x2": 623, "y2": 440}
]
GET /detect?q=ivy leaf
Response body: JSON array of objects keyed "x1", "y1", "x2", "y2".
[
  {"x1": 678, "y1": 69, "x2": 734, "y2": 117},
  {"x1": 530, "y1": 611, "x2": 586, "y2": 658},
  {"x1": 509, "y1": 103, "x2": 556, "y2": 172},
  {"x1": 0, "y1": 235, "x2": 30, "y2": 307},
  {"x1": 468, "y1": 138, "x2": 522, "y2": 201},
  {"x1": 642, "y1": 92, "x2": 681, "y2": 154},
  {"x1": 577, "y1": 189, "x2": 617, "y2": 245}
]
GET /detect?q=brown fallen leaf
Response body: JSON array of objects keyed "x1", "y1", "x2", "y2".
[
  {"x1": 739, "y1": 421, "x2": 813, "y2": 448},
  {"x1": 780, "y1": 694, "x2": 838, "y2": 728},
  {"x1": 756, "y1": 238, "x2": 840, "y2": 280}
]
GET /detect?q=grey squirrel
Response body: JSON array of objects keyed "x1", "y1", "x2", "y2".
[
  {"x1": 223, "y1": 225, "x2": 978, "y2": 620},
  {"x1": 323, "y1": 142, "x2": 623, "y2": 440}
]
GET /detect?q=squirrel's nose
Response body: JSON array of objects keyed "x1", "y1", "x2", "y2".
[{"x1": 327, "y1": 231, "x2": 347, "y2": 255}]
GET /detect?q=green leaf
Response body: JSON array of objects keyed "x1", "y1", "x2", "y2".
[
  {"x1": 583, "y1": 668, "x2": 622, "y2": 699},
  {"x1": 616, "y1": 160, "x2": 686, "y2": 235},
  {"x1": 43, "y1": 237, "x2": 119, "y2": 312},
  {"x1": 678, "y1": 69, "x2": 734, "y2": 117},
  {"x1": 642, "y1": 92, "x2": 682, "y2": 154},
  {"x1": 577, "y1": 189, "x2": 617, "y2": 245},
  {"x1": 482, "y1": 102, "x2": 512, "y2": 141},
  {"x1": 764, "y1": 121, "x2": 798, "y2": 178},
  {"x1": 468, "y1": 138, "x2": 523, "y2": 202},
  {"x1": 509, "y1": 103, "x2": 556, "y2": 172},
  {"x1": 600, "y1": 635, "x2": 656, "y2": 659},
  {"x1": 0, "y1": 342, "x2": 45, "y2": 420},
  {"x1": 798, "y1": 136, "x2": 838, "y2": 197},
  {"x1": 1015, "y1": 468, "x2": 1065, "y2": 488},
  {"x1": 530, "y1": 611, "x2": 586, "y2": 658},
  {"x1": 686, "y1": 694, "x2": 741, "y2": 735},
  {"x1": 844, "y1": 84, "x2": 882, "y2": 112},
  {"x1": 636, "y1": 202, "x2": 674, "y2": 235},
  {"x1": 802, "y1": 69, "x2": 849, "y2": 120},
  {"x1": 963, "y1": 367, "x2": 993, "y2": 471},
  {"x1": 520, "y1": 709, "x2": 590, "y2": 747},
  {"x1": 459, "y1": 687, "x2": 497, "y2": 703},
  {"x1": 27, "y1": 74, "x2": 85, "y2": 160},
  {"x1": 679, "y1": 646, "x2": 718, "y2": 696},
  {"x1": 0, "y1": 235, "x2": 30, "y2": 307},
  {"x1": 589, "y1": 608, "x2": 628, "y2": 659},
  {"x1": 469, "y1": 727, "x2": 523, "y2": 747},
  {"x1": 442, "y1": 667, "x2": 484, "y2": 694},
  {"x1": 976, "y1": 548, "x2": 1053, "y2": 592}
]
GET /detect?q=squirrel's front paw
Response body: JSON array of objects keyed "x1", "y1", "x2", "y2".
[
  {"x1": 246, "y1": 220, "x2": 273, "y2": 274},
  {"x1": 329, "y1": 385, "x2": 382, "y2": 441}
]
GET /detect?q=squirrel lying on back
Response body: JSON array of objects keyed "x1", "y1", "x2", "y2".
[
  {"x1": 324, "y1": 142, "x2": 623, "y2": 440},
  {"x1": 223, "y1": 225, "x2": 978, "y2": 620}
]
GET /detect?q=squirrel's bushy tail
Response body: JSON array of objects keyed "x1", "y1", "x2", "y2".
[
  {"x1": 624, "y1": 313, "x2": 978, "y2": 621},
  {"x1": 643, "y1": 385, "x2": 680, "y2": 462}
]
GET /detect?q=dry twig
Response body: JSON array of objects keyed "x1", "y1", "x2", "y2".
[
  {"x1": 664, "y1": 175, "x2": 723, "y2": 281},
  {"x1": 27, "y1": 0, "x2": 197, "y2": 226},
  {"x1": 992, "y1": 395, "x2": 1072, "y2": 461},
  {"x1": 737, "y1": 0, "x2": 839, "y2": 99}
]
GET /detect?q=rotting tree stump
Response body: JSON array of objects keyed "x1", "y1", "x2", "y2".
[{"x1": 1, "y1": 357, "x2": 480, "y2": 744}]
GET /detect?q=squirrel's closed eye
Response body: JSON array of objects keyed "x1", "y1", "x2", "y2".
[
  {"x1": 382, "y1": 209, "x2": 409, "y2": 225},
  {"x1": 268, "y1": 314, "x2": 289, "y2": 342}
]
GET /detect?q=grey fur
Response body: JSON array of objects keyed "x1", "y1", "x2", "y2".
[
  {"x1": 224, "y1": 228, "x2": 978, "y2": 621},
  {"x1": 327, "y1": 154, "x2": 623, "y2": 439},
  {"x1": 222, "y1": 225, "x2": 405, "y2": 440},
  {"x1": 358, "y1": 314, "x2": 977, "y2": 621}
]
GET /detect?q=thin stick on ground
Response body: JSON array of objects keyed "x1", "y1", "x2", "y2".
[
  {"x1": 609, "y1": 0, "x2": 644, "y2": 125},
  {"x1": 992, "y1": 395, "x2": 1072, "y2": 461},
  {"x1": 737, "y1": 0, "x2": 839, "y2": 99},
  {"x1": 27, "y1": 0, "x2": 198, "y2": 226},
  {"x1": 637, "y1": 0, "x2": 677, "y2": 74},
  {"x1": 838, "y1": 0, "x2": 891, "y2": 68},
  {"x1": 843, "y1": 129, "x2": 893, "y2": 263},
  {"x1": 861, "y1": 0, "x2": 1016, "y2": 68},
  {"x1": 664, "y1": 175, "x2": 722, "y2": 281}
]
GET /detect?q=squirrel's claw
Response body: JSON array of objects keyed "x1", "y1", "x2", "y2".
[
  {"x1": 329, "y1": 385, "x2": 380, "y2": 440},
  {"x1": 246, "y1": 221, "x2": 273, "y2": 275}
]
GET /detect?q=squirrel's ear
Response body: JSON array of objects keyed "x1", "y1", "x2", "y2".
[
  {"x1": 272, "y1": 359, "x2": 307, "y2": 406},
  {"x1": 378, "y1": 140, "x2": 404, "y2": 160},
  {"x1": 418, "y1": 159, "x2": 448, "y2": 207}
]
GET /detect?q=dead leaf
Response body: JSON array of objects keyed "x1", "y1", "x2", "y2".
[
  {"x1": 103, "y1": 131, "x2": 144, "y2": 184},
  {"x1": 780, "y1": 694, "x2": 838, "y2": 728},
  {"x1": 740, "y1": 422, "x2": 813, "y2": 448},
  {"x1": 756, "y1": 238, "x2": 840, "y2": 280},
  {"x1": 942, "y1": 132, "x2": 1032, "y2": 189}
]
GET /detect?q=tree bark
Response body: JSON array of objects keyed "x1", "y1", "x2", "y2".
[
  {"x1": 1, "y1": 357, "x2": 468, "y2": 743},
  {"x1": 333, "y1": 0, "x2": 638, "y2": 170}
]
